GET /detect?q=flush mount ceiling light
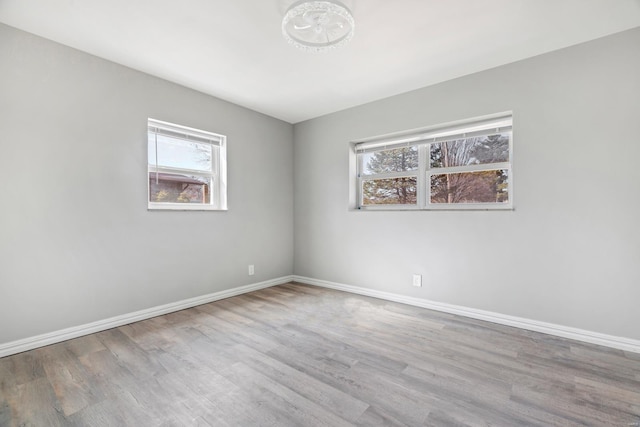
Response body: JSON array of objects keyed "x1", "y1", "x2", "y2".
[{"x1": 282, "y1": 0, "x2": 355, "y2": 53}]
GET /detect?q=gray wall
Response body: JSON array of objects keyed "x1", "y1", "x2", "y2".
[
  {"x1": 0, "y1": 23, "x2": 294, "y2": 344},
  {"x1": 293, "y1": 27, "x2": 640, "y2": 341}
]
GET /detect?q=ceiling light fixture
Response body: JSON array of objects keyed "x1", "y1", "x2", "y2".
[{"x1": 282, "y1": 0, "x2": 355, "y2": 53}]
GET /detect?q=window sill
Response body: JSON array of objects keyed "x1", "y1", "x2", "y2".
[
  {"x1": 353, "y1": 203, "x2": 514, "y2": 212},
  {"x1": 148, "y1": 203, "x2": 227, "y2": 211}
]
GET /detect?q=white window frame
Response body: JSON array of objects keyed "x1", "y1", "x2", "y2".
[
  {"x1": 353, "y1": 113, "x2": 513, "y2": 211},
  {"x1": 148, "y1": 118, "x2": 227, "y2": 211}
]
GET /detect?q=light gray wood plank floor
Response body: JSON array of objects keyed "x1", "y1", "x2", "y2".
[{"x1": 1, "y1": 282, "x2": 639, "y2": 426}]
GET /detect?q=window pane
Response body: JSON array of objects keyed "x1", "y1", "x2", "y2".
[
  {"x1": 430, "y1": 133, "x2": 509, "y2": 168},
  {"x1": 430, "y1": 169, "x2": 509, "y2": 204},
  {"x1": 149, "y1": 172, "x2": 211, "y2": 204},
  {"x1": 361, "y1": 146, "x2": 418, "y2": 175},
  {"x1": 148, "y1": 133, "x2": 213, "y2": 172},
  {"x1": 362, "y1": 177, "x2": 417, "y2": 205}
]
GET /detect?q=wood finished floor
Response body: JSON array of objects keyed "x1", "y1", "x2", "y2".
[{"x1": 1, "y1": 283, "x2": 639, "y2": 426}]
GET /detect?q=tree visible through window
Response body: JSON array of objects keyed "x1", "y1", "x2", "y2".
[
  {"x1": 361, "y1": 147, "x2": 418, "y2": 205},
  {"x1": 355, "y1": 114, "x2": 512, "y2": 210},
  {"x1": 429, "y1": 134, "x2": 509, "y2": 204}
]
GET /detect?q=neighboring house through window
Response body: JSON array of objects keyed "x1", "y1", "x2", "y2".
[{"x1": 148, "y1": 119, "x2": 227, "y2": 210}]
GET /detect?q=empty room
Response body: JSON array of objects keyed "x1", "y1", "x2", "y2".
[{"x1": 1, "y1": 0, "x2": 640, "y2": 425}]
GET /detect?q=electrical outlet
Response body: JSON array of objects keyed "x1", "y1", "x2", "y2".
[
  {"x1": 248, "y1": 265, "x2": 255, "y2": 276},
  {"x1": 412, "y1": 274, "x2": 422, "y2": 287}
]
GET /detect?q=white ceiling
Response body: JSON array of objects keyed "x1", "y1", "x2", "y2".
[{"x1": 1, "y1": 0, "x2": 639, "y2": 123}]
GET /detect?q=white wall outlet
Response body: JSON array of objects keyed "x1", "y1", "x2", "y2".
[
  {"x1": 412, "y1": 274, "x2": 422, "y2": 287},
  {"x1": 248, "y1": 265, "x2": 255, "y2": 276}
]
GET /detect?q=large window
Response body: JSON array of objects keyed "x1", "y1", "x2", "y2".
[
  {"x1": 355, "y1": 114, "x2": 512, "y2": 210},
  {"x1": 148, "y1": 119, "x2": 227, "y2": 210}
]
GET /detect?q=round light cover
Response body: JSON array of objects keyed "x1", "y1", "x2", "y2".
[{"x1": 282, "y1": 0, "x2": 355, "y2": 52}]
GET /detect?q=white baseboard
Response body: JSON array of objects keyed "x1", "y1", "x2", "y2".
[
  {"x1": 4, "y1": 274, "x2": 638, "y2": 358},
  {"x1": 0, "y1": 276, "x2": 294, "y2": 358},
  {"x1": 293, "y1": 275, "x2": 640, "y2": 354}
]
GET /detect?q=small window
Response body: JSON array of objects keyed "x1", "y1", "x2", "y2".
[
  {"x1": 355, "y1": 114, "x2": 512, "y2": 210},
  {"x1": 148, "y1": 119, "x2": 227, "y2": 210}
]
